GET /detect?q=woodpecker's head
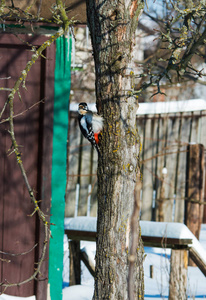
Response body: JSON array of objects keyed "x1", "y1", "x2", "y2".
[{"x1": 78, "y1": 102, "x2": 88, "y2": 115}]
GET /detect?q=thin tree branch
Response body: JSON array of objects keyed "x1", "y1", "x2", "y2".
[
  {"x1": 0, "y1": 244, "x2": 38, "y2": 257},
  {"x1": 0, "y1": 99, "x2": 44, "y2": 124}
]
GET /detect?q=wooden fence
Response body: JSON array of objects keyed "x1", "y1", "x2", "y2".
[{"x1": 65, "y1": 100, "x2": 206, "y2": 225}]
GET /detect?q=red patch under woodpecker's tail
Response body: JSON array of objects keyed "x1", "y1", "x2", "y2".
[{"x1": 94, "y1": 133, "x2": 99, "y2": 144}]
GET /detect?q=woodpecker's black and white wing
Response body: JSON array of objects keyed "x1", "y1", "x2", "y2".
[
  {"x1": 78, "y1": 112, "x2": 94, "y2": 145},
  {"x1": 78, "y1": 103, "x2": 104, "y2": 155}
]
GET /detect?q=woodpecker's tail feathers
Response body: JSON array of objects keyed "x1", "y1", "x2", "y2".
[{"x1": 95, "y1": 143, "x2": 102, "y2": 158}]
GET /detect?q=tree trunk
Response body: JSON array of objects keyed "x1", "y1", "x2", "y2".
[{"x1": 86, "y1": 1, "x2": 145, "y2": 299}]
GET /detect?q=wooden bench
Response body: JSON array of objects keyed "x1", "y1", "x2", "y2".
[{"x1": 65, "y1": 217, "x2": 206, "y2": 287}]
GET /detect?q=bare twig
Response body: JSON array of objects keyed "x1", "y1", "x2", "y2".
[
  {"x1": 0, "y1": 99, "x2": 44, "y2": 124},
  {"x1": 0, "y1": 243, "x2": 38, "y2": 257}
]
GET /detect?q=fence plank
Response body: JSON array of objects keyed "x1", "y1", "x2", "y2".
[
  {"x1": 156, "y1": 116, "x2": 168, "y2": 221},
  {"x1": 140, "y1": 116, "x2": 154, "y2": 220},
  {"x1": 185, "y1": 144, "x2": 204, "y2": 240},
  {"x1": 173, "y1": 114, "x2": 184, "y2": 223},
  {"x1": 164, "y1": 116, "x2": 179, "y2": 222},
  {"x1": 174, "y1": 113, "x2": 190, "y2": 223},
  {"x1": 199, "y1": 113, "x2": 206, "y2": 223},
  {"x1": 66, "y1": 117, "x2": 81, "y2": 217}
]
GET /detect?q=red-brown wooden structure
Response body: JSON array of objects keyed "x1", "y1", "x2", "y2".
[{"x1": 0, "y1": 34, "x2": 55, "y2": 299}]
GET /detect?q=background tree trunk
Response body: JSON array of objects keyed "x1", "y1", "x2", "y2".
[{"x1": 86, "y1": 1, "x2": 145, "y2": 299}]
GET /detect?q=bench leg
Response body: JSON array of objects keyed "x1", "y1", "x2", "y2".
[
  {"x1": 69, "y1": 240, "x2": 81, "y2": 286},
  {"x1": 169, "y1": 249, "x2": 188, "y2": 300}
]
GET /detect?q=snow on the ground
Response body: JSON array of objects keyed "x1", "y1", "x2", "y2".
[
  {"x1": 63, "y1": 222, "x2": 206, "y2": 300},
  {"x1": 0, "y1": 296, "x2": 35, "y2": 300},
  {"x1": 63, "y1": 285, "x2": 93, "y2": 300}
]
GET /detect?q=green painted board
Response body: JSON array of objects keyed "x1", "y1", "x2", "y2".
[{"x1": 49, "y1": 34, "x2": 72, "y2": 300}]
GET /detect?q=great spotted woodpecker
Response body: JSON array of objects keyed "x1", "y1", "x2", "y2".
[{"x1": 78, "y1": 102, "x2": 104, "y2": 155}]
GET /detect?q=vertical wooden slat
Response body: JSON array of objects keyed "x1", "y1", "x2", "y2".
[
  {"x1": 158, "y1": 169, "x2": 166, "y2": 222},
  {"x1": 163, "y1": 115, "x2": 169, "y2": 168},
  {"x1": 152, "y1": 115, "x2": 160, "y2": 221},
  {"x1": 0, "y1": 102, "x2": 7, "y2": 285},
  {"x1": 150, "y1": 117, "x2": 157, "y2": 221},
  {"x1": 79, "y1": 138, "x2": 94, "y2": 216},
  {"x1": 65, "y1": 117, "x2": 80, "y2": 217},
  {"x1": 90, "y1": 148, "x2": 98, "y2": 217},
  {"x1": 35, "y1": 41, "x2": 55, "y2": 300},
  {"x1": 199, "y1": 111, "x2": 206, "y2": 145},
  {"x1": 141, "y1": 116, "x2": 153, "y2": 221},
  {"x1": 199, "y1": 145, "x2": 205, "y2": 226},
  {"x1": 198, "y1": 112, "x2": 206, "y2": 223},
  {"x1": 173, "y1": 113, "x2": 183, "y2": 223},
  {"x1": 49, "y1": 34, "x2": 71, "y2": 300},
  {"x1": 185, "y1": 143, "x2": 204, "y2": 266},
  {"x1": 87, "y1": 146, "x2": 94, "y2": 216},
  {"x1": 163, "y1": 115, "x2": 169, "y2": 206},
  {"x1": 137, "y1": 116, "x2": 145, "y2": 218},
  {"x1": 75, "y1": 134, "x2": 83, "y2": 216},
  {"x1": 174, "y1": 113, "x2": 191, "y2": 223},
  {"x1": 139, "y1": 115, "x2": 146, "y2": 177},
  {"x1": 164, "y1": 116, "x2": 179, "y2": 222},
  {"x1": 156, "y1": 116, "x2": 167, "y2": 221},
  {"x1": 188, "y1": 112, "x2": 193, "y2": 143},
  {"x1": 204, "y1": 158, "x2": 206, "y2": 223},
  {"x1": 174, "y1": 113, "x2": 182, "y2": 196},
  {"x1": 157, "y1": 115, "x2": 169, "y2": 221},
  {"x1": 185, "y1": 144, "x2": 204, "y2": 241}
]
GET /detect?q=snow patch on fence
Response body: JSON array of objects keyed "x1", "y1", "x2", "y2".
[{"x1": 70, "y1": 99, "x2": 206, "y2": 115}]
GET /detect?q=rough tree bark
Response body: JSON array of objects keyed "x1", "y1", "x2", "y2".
[{"x1": 86, "y1": 1, "x2": 145, "y2": 299}]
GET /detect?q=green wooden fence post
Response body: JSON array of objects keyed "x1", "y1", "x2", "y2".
[{"x1": 49, "y1": 34, "x2": 72, "y2": 300}]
